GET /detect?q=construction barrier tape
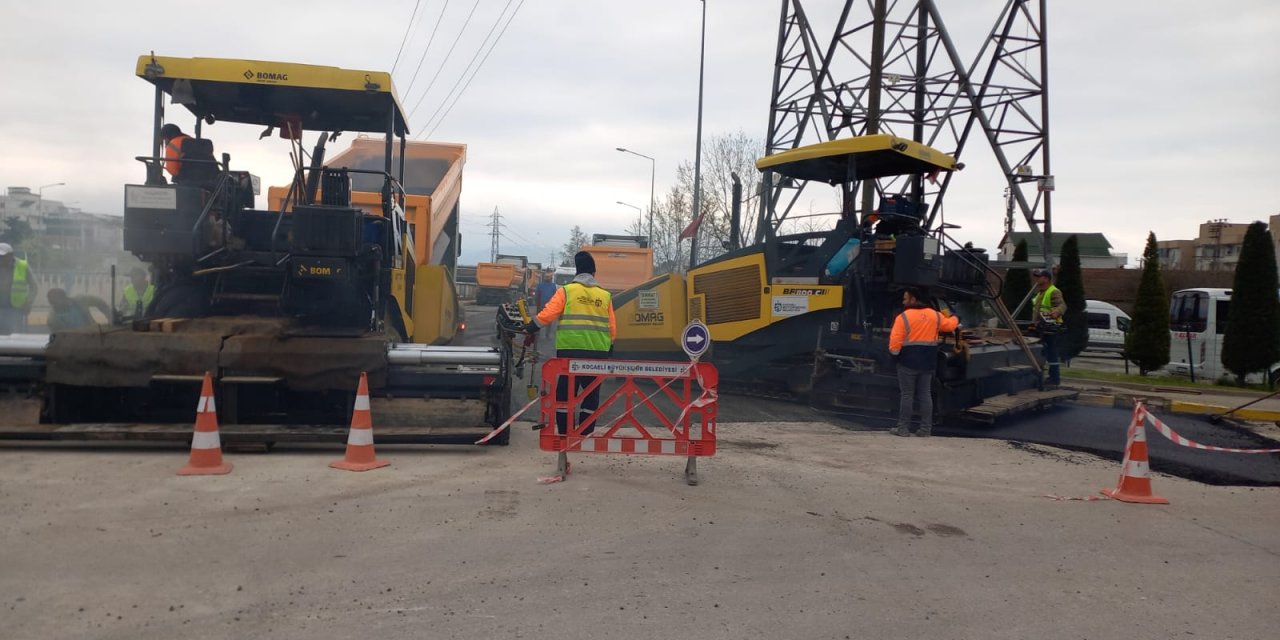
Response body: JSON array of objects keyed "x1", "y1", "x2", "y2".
[
  {"x1": 1140, "y1": 405, "x2": 1280, "y2": 454},
  {"x1": 1042, "y1": 494, "x2": 1110, "y2": 501},
  {"x1": 474, "y1": 396, "x2": 542, "y2": 445}
]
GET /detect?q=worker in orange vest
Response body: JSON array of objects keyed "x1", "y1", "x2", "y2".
[
  {"x1": 160, "y1": 124, "x2": 191, "y2": 179},
  {"x1": 888, "y1": 287, "x2": 960, "y2": 437}
]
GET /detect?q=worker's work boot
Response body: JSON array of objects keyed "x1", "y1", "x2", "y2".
[
  {"x1": 890, "y1": 426, "x2": 912, "y2": 437},
  {"x1": 914, "y1": 426, "x2": 932, "y2": 437}
]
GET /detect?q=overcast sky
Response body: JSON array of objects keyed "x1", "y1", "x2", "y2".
[{"x1": 2, "y1": 0, "x2": 1277, "y2": 267}]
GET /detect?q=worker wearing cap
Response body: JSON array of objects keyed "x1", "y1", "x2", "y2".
[
  {"x1": 889, "y1": 287, "x2": 959, "y2": 437},
  {"x1": 120, "y1": 267, "x2": 155, "y2": 320},
  {"x1": 1032, "y1": 267, "x2": 1067, "y2": 386},
  {"x1": 0, "y1": 242, "x2": 37, "y2": 335},
  {"x1": 525, "y1": 251, "x2": 616, "y2": 435}
]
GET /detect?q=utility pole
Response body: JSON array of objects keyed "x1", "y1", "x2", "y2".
[
  {"x1": 487, "y1": 207, "x2": 503, "y2": 262},
  {"x1": 688, "y1": 0, "x2": 707, "y2": 270}
]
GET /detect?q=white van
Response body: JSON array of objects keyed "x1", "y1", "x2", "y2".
[
  {"x1": 1085, "y1": 300, "x2": 1130, "y2": 353},
  {"x1": 1166, "y1": 288, "x2": 1280, "y2": 384}
]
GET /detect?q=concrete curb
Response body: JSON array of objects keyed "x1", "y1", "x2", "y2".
[
  {"x1": 1068, "y1": 392, "x2": 1280, "y2": 422},
  {"x1": 1167, "y1": 401, "x2": 1280, "y2": 422}
]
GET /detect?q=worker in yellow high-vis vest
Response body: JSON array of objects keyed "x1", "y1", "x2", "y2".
[
  {"x1": 0, "y1": 242, "x2": 37, "y2": 335},
  {"x1": 1032, "y1": 267, "x2": 1067, "y2": 386},
  {"x1": 119, "y1": 267, "x2": 156, "y2": 320},
  {"x1": 526, "y1": 251, "x2": 617, "y2": 435}
]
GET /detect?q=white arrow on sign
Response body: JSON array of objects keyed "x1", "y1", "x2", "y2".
[{"x1": 687, "y1": 333, "x2": 705, "y2": 345}]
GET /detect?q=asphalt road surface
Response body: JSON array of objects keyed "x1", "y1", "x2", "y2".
[{"x1": 467, "y1": 303, "x2": 1280, "y2": 488}]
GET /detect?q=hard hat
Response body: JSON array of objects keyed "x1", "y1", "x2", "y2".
[
  {"x1": 0, "y1": 242, "x2": 13, "y2": 256},
  {"x1": 1031, "y1": 268, "x2": 1053, "y2": 278}
]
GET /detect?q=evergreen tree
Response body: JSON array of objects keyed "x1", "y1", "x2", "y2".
[
  {"x1": 1221, "y1": 221, "x2": 1280, "y2": 384},
  {"x1": 1057, "y1": 235, "x2": 1089, "y2": 361},
  {"x1": 1126, "y1": 232, "x2": 1171, "y2": 375},
  {"x1": 1001, "y1": 239, "x2": 1032, "y2": 320}
]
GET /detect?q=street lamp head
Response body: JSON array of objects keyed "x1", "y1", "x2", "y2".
[{"x1": 616, "y1": 147, "x2": 627, "y2": 152}]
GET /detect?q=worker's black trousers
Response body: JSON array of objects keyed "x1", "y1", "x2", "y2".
[{"x1": 554, "y1": 349, "x2": 609, "y2": 435}]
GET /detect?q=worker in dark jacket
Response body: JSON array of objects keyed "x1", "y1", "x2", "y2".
[
  {"x1": 889, "y1": 287, "x2": 960, "y2": 437},
  {"x1": 46, "y1": 289, "x2": 111, "y2": 332},
  {"x1": 525, "y1": 251, "x2": 616, "y2": 435}
]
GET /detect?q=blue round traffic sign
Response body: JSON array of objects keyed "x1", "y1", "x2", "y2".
[{"x1": 681, "y1": 321, "x2": 710, "y2": 359}]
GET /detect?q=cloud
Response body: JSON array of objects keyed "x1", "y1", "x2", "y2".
[{"x1": 2, "y1": 0, "x2": 1277, "y2": 271}]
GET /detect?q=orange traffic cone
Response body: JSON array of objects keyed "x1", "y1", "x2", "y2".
[
  {"x1": 177, "y1": 372, "x2": 233, "y2": 476},
  {"x1": 1101, "y1": 404, "x2": 1168, "y2": 504},
  {"x1": 330, "y1": 372, "x2": 389, "y2": 472}
]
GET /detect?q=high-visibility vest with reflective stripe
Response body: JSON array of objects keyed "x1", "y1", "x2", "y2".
[
  {"x1": 9, "y1": 259, "x2": 30, "y2": 308},
  {"x1": 124, "y1": 283, "x2": 155, "y2": 312},
  {"x1": 164, "y1": 135, "x2": 189, "y2": 176},
  {"x1": 556, "y1": 282, "x2": 612, "y2": 352},
  {"x1": 1037, "y1": 284, "x2": 1063, "y2": 325}
]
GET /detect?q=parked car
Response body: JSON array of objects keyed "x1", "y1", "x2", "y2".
[{"x1": 1085, "y1": 299, "x2": 1130, "y2": 353}]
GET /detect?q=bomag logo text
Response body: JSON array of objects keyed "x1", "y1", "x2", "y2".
[
  {"x1": 781, "y1": 288, "x2": 827, "y2": 295},
  {"x1": 634, "y1": 312, "x2": 665, "y2": 323},
  {"x1": 308, "y1": 266, "x2": 332, "y2": 276},
  {"x1": 249, "y1": 70, "x2": 288, "y2": 82}
]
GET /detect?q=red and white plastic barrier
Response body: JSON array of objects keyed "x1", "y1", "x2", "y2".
[
  {"x1": 1138, "y1": 403, "x2": 1280, "y2": 454},
  {"x1": 536, "y1": 358, "x2": 719, "y2": 485}
]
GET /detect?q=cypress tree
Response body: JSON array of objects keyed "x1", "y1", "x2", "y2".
[
  {"x1": 1126, "y1": 232, "x2": 1170, "y2": 375},
  {"x1": 1057, "y1": 235, "x2": 1089, "y2": 361},
  {"x1": 1001, "y1": 239, "x2": 1032, "y2": 321},
  {"x1": 1221, "y1": 221, "x2": 1280, "y2": 384}
]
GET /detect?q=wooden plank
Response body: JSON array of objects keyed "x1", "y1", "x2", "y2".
[{"x1": 963, "y1": 389, "x2": 1078, "y2": 422}]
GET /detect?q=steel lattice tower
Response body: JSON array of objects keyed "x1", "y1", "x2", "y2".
[{"x1": 759, "y1": 0, "x2": 1053, "y2": 264}]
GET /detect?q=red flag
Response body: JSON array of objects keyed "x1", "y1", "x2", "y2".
[{"x1": 679, "y1": 212, "x2": 704, "y2": 240}]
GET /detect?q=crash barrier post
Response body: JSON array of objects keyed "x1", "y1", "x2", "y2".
[
  {"x1": 538, "y1": 358, "x2": 718, "y2": 485},
  {"x1": 1102, "y1": 401, "x2": 1280, "y2": 504},
  {"x1": 330, "y1": 372, "x2": 390, "y2": 472},
  {"x1": 177, "y1": 371, "x2": 233, "y2": 476}
]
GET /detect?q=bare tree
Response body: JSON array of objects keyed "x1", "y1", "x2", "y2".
[
  {"x1": 561, "y1": 226, "x2": 589, "y2": 266},
  {"x1": 650, "y1": 185, "x2": 693, "y2": 274},
  {"x1": 648, "y1": 131, "x2": 765, "y2": 271}
]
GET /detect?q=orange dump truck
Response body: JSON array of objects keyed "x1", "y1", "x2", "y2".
[
  {"x1": 475, "y1": 254, "x2": 528, "y2": 305},
  {"x1": 582, "y1": 234, "x2": 654, "y2": 294}
]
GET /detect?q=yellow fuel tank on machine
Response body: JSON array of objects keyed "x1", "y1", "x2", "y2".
[{"x1": 612, "y1": 273, "x2": 688, "y2": 355}]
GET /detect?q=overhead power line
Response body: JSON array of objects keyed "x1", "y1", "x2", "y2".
[
  {"x1": 401, "y1": 0, "x2": 451, "y2": 98},
  {"x1": 390, "y1": 0, "x2": 425, "y2": 75},
  {"x1": 416, "y1": 0, "x2": 515, "y2": 136},
  {"x1": 422, "y1": 0, "x2": 525, "y2": 139},
  {"x1": 406, "y1": 0, "x2": 483, "y2": 124}
]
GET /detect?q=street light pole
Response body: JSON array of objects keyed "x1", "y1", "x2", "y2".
[
  {"x1": 616, "y1": 201, "x2": 643, "y2": 232},
  {"x1": 36, "y1": 182, "x2": 66, "y2": 213},
  {"x1": 615, "y1": 148, "x2": 656, "y2": 249},
  {"x1": 689, "y1": 0, "x2": 707, "y2": 271}
]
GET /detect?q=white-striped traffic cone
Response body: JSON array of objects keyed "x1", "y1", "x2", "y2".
[
  {"x1": 177, "y1": 372, "x2": 233, "y2": 476},
  {"x1": 330, "y1": 372, "x2": 390, "y2": 472},
  {"x1": 1101, "y1": 404, "x2": 1169, "y2": 504}
]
